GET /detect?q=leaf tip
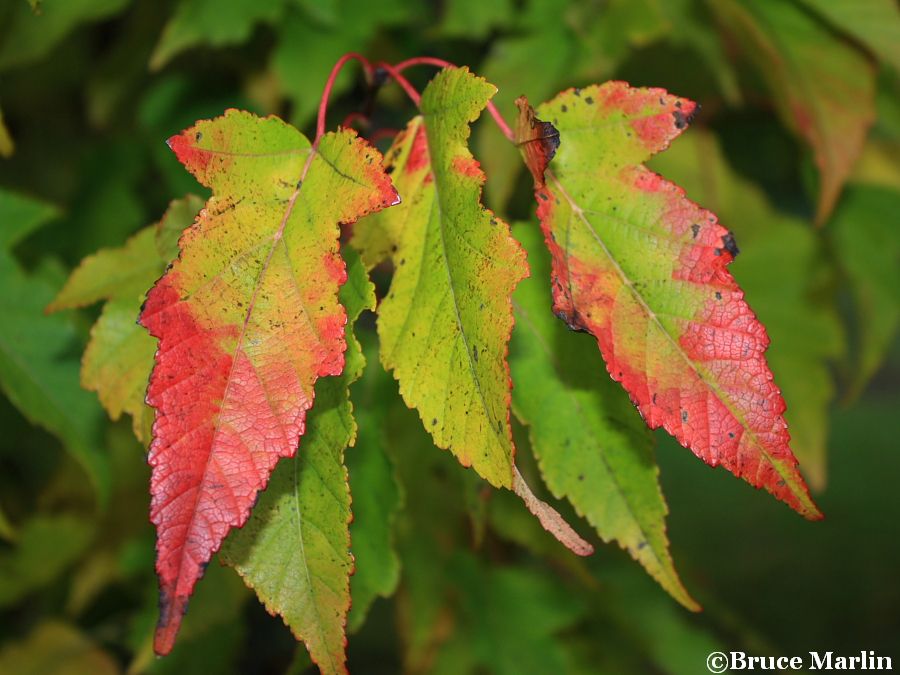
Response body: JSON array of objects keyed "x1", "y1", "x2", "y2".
[
  {"x1": 153, "y1": 589, "x2": 189, "y2": 656},
  {"x1": 512, "y1": 468, "x2": 594, "y2": 556}
]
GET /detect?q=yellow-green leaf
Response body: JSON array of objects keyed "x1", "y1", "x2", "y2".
[{"x1": 357, "y1": 67, "x2": 527, "y2": 489}]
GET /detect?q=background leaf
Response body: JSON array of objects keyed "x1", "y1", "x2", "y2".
[
  {"x1": 0, "y1": 190, "x2": 109, "y2": 503},
  {"x1": 707, "y1": 0, "x2": 877, "y2": 222},
  {"x1": 510, "y1": 220, "x2": 696, "y2": 609}
]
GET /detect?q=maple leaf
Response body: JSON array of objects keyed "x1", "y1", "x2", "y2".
[
  {"x1": 707, "y1": 0, "x2": 876, "y2": 223},
  {"x1": 515, "y1": 84, "x2": 821, "y2": 519},
  {"x1": 221, "y1": 250, "x2": 374, "y2": 675},
  {"x1": 649, "y1": 128, "x2": 843, "y2": 490},
  {"x1": 510, "y1": 221, "x2": 697, "y2": 610},
  {"x1": 139, "y1": 109, "x2": 397, "y2": 656},
  {"x1": 353, "y1": 66, "x2": 591, "y2": 555},
  {"x1": 48, "y1": 196, "x2": 203, "y2": 444}
]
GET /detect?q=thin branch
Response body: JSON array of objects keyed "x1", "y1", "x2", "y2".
[{"x1": 392, "y1": 57, "x2": 514, "y2": 140}]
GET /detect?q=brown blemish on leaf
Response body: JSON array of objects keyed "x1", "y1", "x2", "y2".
[
  {"x1": 514, "y1": 96, "x2": 560, "y2": 187},
  {"x1": 512, "y1": 468, "x2": 593, "y2": 556}
]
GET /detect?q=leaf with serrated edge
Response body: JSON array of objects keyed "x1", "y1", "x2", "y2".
[
  {"x1": 354, "y1": 67, "x2": 592, "y2": 556},
  {"x1": 515, "y1": 85, "x2": 821, "y2": 520},
  {"x1": 48, "y1": 196, "x2": 204, "y2": 444},
  {"x1": 139, "y1": 109, "x2": 397, "y2": 656},
  {"x1": 221, "y1": 250, "x2": 374, "y2": 675},
  {"x1": 510, "y1": 220, "x2": 697, "y2": 610}
]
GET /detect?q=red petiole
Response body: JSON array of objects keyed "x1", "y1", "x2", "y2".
[{"x1": 315, "y1": 53, "x2": 516, "y2": 144}]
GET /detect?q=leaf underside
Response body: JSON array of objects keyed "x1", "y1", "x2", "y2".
[{"x1": 515, "y1": 84, "x2": 820, "y2": 520}]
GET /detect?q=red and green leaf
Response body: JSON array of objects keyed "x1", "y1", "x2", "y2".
[
  {"x1": 139, "y1": 109, "x2": 397, "y2": 655},
  {"x1": 510, "y1": 221, "x2": 697, "y2": 610},
  {"x1": 221, "y1": 250, "x2": 375, "y2": 675},
  {"x1": 515, "y1": 84, "x2": 821, "y2": 519}
]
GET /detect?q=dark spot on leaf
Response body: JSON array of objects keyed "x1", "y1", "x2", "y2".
[
  {"x1": 574, "y1": 88, "x2": 582, "y2": 96},
  {"x1": 714, "y1": 248, "x2": 722, "y2": 256},
  {"x1": 431, "y1": 418, "x2": 438, "y2": 426},
  {"x1": 691, "y1": 223, "x2": 700, "y2": 238},
  {"x1": 675, "y1": 100, "x2": 682, "y2": 108},
  {"x1": 673, "y1": 109, "x2": 688, "y2": 129},
  {"x1": 195, "y1": 132, "x2": 202, "y2": 141},
  {"x1": 715, "y1": 291, "x2": 722, "y2": 300},
  {"x1": 728, "y1": 432, "x2": 735, "y2": 438},
  {"x1": 385, "y1": 165, "x2": 394, "y2": 175},
  {"x1": 585, "y1": 96, "x2": 594, "y2": 104},
  {"x1": 561, "y1": 104, "x2": 568, "y2": 113},
  {"x1": 400, "y1": 258, "x2": 405, "y2": 266},
  {"x1": 681, "y1": 410, "x2": 689, "y2": 422},
  {"x1": 578, "y1": 474, "x2": 584, "y2": 481},
  {"x1": 472, "y1": 345, "x2": 478, "y2": 362},
  {"x1": 538, "y1": 192, "x2": 549, "y2": 201},
  {"x1": 722, "y1": 232, "x2": 740, "y2": 258},
  {"x1": 554, "y1": 308, "x2": 589, "y2": 333}
]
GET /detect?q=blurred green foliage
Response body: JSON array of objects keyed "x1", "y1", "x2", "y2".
[{"x1": 0, "y1": 0, "x2": 898, "y2": 673}]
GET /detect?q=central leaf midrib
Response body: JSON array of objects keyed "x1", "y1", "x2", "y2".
[
  {"x1": 172, "y1": 144, "x2": 322, "y2": 590},
  {"x1": 426, "y1": 123, "x2": 511, "y2": 474}
]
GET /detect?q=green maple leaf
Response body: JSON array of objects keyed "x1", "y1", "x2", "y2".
[{"x1": 48, "y1": 195, "x2": 204, "y2": 445}]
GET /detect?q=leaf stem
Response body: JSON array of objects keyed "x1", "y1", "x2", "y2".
[
  {"x1": 392, "y1": 57, "x2": 515, "y2": 140},
  {"x1": 374, "y1": 61, "x2": 422, "y2": 107},
  {"x1": 317, "y1": 54, "x2": 516, "y2": 143},
  {"x1": 316, "y1": 52, "x2": 374, "y2": 142}
]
